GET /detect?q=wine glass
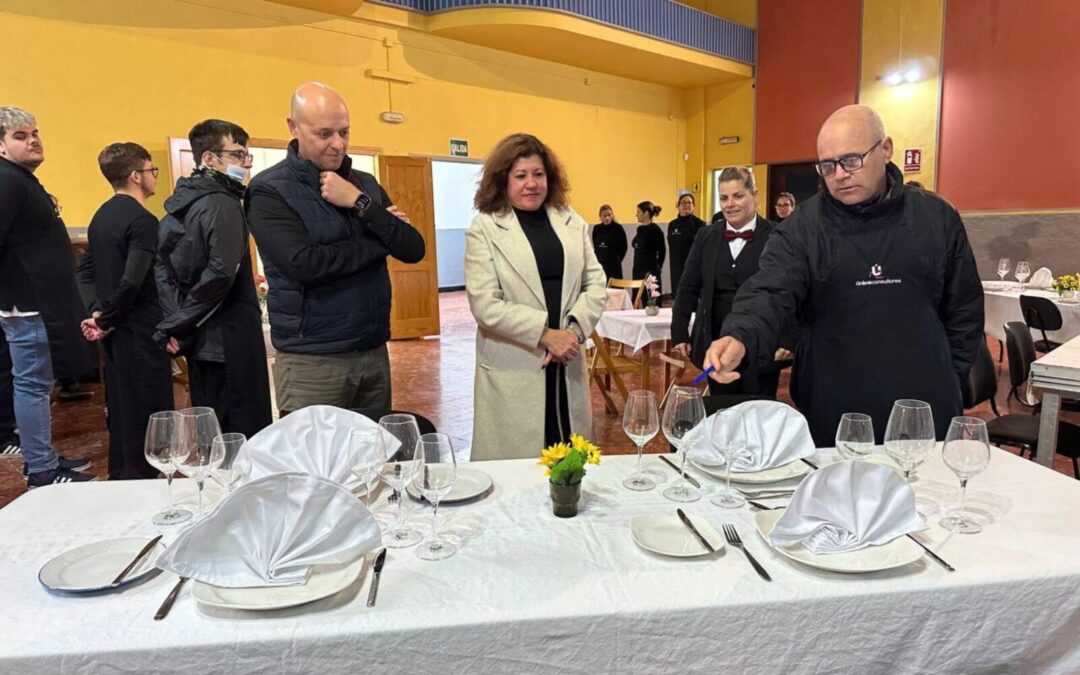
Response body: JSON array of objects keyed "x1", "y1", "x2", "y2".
[
  {"x1": 414, "y1": 433, "x2": 459, "y2": 561},
  {"x1": 377, "y1": 414, "x2": 424, "y2": 548},
  {"x1": 939, "y1": 417, "x2": 992, "y2": 534},
  {"x1": 883, "y1": 399, "x2": 936, "y2": 480},
  {"x1": 1015, "y1": 260, "x2": 1031, "y2": 291},
  {"x1": 661, "y1": 386, "x2": 705, "y2": 502},
  {"x1": 836, "y1": 413, "x2": 875, "y2": 460},
  {"x1": 709, "y1": 409, "x2": 747, "y2": 509},
  {"x1": 349, "y1": 427, "x2": 383, "y2": 501},
  {"x1": 174, "y1": 407, "x2": 225, "y2": 515},
  {"x1": 211, "y1": 433, "x2": 248, "y2": 492},
  {"x1": 144, "y1": 411, "x2": 192, "y2": 526},
  {"x1": 622, "y1": 390, "x2": 659, "y2": 491},
  {"x1": 996, "y1": 257, "x2": 1011, "y2": 287}
]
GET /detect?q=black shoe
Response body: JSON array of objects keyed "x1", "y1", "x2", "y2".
[
  {"x1": 27, "y1": 467, "x2": 99, "y2": 488},
  {"x1": 0, "y1": 436, "x2": 20, "y2": 456},
  {"x1": 57, "y1": 384, "x2": 92, "y2": 403},
  {"x1": 21, "y1": 455, "x2": 91, "y2": 475}
]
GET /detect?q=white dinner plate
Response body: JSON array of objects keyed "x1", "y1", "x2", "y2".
[
  {"x1": 39, "y1": 537, "x2": 166, "y2": 594},
  {"x1": 406, "y1": 467, "x2": 494, "y2": 504},
  {"x1": 630, "y1": 514, "x2": 725, "y2": 558},
  {"x1": 689, "y1": 458, "x2": 810, "y2": 484},
  {"x1": 1058, "y1": 297, "x2": 1080, "y2": 305},
  {"x1": 192, "y1": 556, "x2": 366, "y2": 611},
  {"x1": 753, "y1": 509, "x2": 924, "y2": 574}
]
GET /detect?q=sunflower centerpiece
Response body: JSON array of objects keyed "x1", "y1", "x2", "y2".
[{"x1": 539, "y1": 434, "x2": 601, "y2": 518}]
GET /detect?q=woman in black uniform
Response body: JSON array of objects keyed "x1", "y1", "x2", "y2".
[
  {"x1": 591, "y1": 204, "x2": 627, "y2": 281},
  {"x1": 667, "y1": 192, "x2": 705, "y2": 296},
  {"x1": 631, "y1": 201, "x2": 666, "y2": 302}
]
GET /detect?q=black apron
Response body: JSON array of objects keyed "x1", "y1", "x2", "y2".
[{"x1": 792, "y1": 220, "x2": 961, "y2": 446}]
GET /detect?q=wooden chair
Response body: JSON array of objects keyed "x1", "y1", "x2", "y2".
[
  {"x1": 587, "y1": 331, "x2": 642, "y2": 415},
  {"x1": 607, "y1": 278, "x2": 646, "y2": 309},
  {"x1": 657, "y1": 351, "x2": 693, "y2": 409}
]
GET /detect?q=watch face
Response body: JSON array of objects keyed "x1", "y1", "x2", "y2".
[{"x1": 355, "y1": 193, "x2": 372, "y2": 212}]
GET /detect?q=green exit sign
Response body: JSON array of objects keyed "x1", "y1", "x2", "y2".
[{"x1": 449, "y1": 139, "x2": 469, "y2": 157}]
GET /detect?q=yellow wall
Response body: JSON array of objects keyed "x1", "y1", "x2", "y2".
[
  {"x1": 859, "y1": 0, "x2": 945, "y2": 188},
  {"x1": 2, "y1": 0, "x2": 689, "y2": 226}
]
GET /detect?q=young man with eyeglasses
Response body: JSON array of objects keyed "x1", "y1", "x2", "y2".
[
  {"x1": 76, "y1": 142, "x2": 174, "y2": 479},
  {"x1": 0, "y1": 106, "x2": 96, "y2": 487},
  {"x1": 703, "y1": 104, "x2": 983, "y2": 446},
  {"x1": 153, "y1": 119, "x2": 272, "y2": 437}
]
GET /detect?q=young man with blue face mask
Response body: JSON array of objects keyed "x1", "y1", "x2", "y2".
[{"x1": 153, "y1": 119, "x2": 272, "y2": 437}]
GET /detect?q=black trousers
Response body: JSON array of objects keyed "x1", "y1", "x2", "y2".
[
  {"x1": 707, "y1": 367, "x2": 781, "y2": 400},
  {"x1": 543, "y1": 362, "x2": 572, "y2": 448},
  {"x1": 103, "y1": 326, "x2": 173, "y2": 480},
  {"x1": 188, "y1": 358, "x2": 271, "y2": 438},
  {"x1": 0, "y1": 331, "x2": 14, "y2": 440}
]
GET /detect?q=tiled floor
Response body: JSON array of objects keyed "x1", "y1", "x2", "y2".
[{"x1": 1, "y1": 291, "x2": 1076, "y2": 508}]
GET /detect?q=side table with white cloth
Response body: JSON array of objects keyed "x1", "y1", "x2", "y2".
[
  {"x1": 2, "y1": 447, "x2": 1079, "y2": 673},
  {"x1": 594, "y1": 308, "x2": 676, "y2": 391},
  {"x1": 981, "y1": 281, "x2": 1080, "y2": 343},
  {"x1": 1030, "y1": 334, "x2": 1080, "y2": 468}
]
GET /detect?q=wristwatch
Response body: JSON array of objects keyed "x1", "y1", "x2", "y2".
[
  {"x1": 567, "y1": 321, "x2": 586, "y2": 344},
  {"x1": 353, "y1": 190, "x2": 372, "y2": 216}
]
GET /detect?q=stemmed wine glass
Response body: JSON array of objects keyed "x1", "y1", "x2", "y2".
[
  {"x1": 884, "y1": 399, "x2": 936, "y2": 480},
  {"x1": 174, "y1": 407, "x2": 225, "y2": 515},
  {"x1": 996, "y1": 257, "x2": 1011, "y2": 287},
  {"x1": 414, "y1": 433, "x2": 459, "y2": 561},
  {"x1": 144, "y1": 411, "x2": 192, "y2": 526},
  {"x1": 709, "y1": 409, "x2": 747, "y2": 509},
  {"x1": 349, "y1": 427, "x2": 383, "y2": 501},
  {"x1": 623, "y1": 390, "x2": 659, "y2": 491},
  {"x1": 1015, "y1": 261, "x2": 1031, "y2": 291},
  {"x1": 661, "y1": 386, "x2": 706, "y2": 503},
  {"x1": 940, "y1": 417, "x2": 992, "y2": 534},
  {"x1": 211, "y1": 433, "x2": 248, "y2": 492},
  {"x1": 836, "y1": 412, "x2": 875, "y2": 460},
  {"x1": 377, "y1": 414, "x2": 424, "y2": 548}
]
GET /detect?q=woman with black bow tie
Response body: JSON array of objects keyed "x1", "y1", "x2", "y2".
[{"x1": 671, "y1": 167, "x2": 792, "y2": 398}]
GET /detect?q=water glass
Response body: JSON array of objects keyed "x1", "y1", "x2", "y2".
[
  {"x1": 709, "y1": 410, "x2": 747, "y2": 509},
  {"x1": 623, "y1": 390, "x2": 659, "y2": 491},
  {"x1": 174, "y1": 407, "x2": 224, "y2": 514},
  {"x1": 414, "y1": 433, "x2": 459, "y2": 561},
  {"x1": 836, "y1": 413, "x2": 875, "y2": 460},
  {"x1": 212, "y1": 433, "x2": 248, "y2": 492},
  {"x1": 144, "y1": 411, "x2": 192, "y2": 526},
  {"x1": 1015, "y1": 260, "x2": 1031, "y2": 290},
  {"x1": 377, "y1": 414, "x2": 424, "y2": 548},
  {"x1": 940, "y1": 417, "x2": 992, "y2": 534},
  {"x1": 349, "y1": 428, "x2": 383, "y2": 500},
  {"x1": 883, "y1": 399, "x2": 935, "y2": 480},
  {"x1": 661, "y1": 386, "x2": 705, "y2": 503},
  {"x1": 996, "y1": 257, "x2": 1010, "y2": 285}
]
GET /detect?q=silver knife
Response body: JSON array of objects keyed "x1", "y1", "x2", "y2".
[
  {"x1": 111, "y1": 535, "x2": 163, "y2": 586},
  {"x1": 658, "y1": 455, "x2": 701, "y2": 488},
  {"x1": 676, "y1": 509, "x2": 715, "y2": 553},
  {"x1": 366, "y1": 549, "x2": 387, "y2": 607},
  {"x1": 154, "y1": 577, "x2": 188, "y2": 621}
]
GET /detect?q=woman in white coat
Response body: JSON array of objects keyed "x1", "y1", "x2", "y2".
[{"x1": 465, "y1": 133, "x2": 607, "y2": 461}]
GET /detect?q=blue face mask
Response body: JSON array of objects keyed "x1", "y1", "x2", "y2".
[{"x1": 224, "y1": 162, "x2": 250, "y2": 185}]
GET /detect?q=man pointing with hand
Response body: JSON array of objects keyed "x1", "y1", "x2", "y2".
[{"x1": 704, "y1": 105, "x2": 983, "y2": 446}]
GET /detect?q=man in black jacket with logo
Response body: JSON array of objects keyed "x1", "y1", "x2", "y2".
[
  {"x1": 704, "y1": 105, "x2": 983, "y2": 445},
  {"x1": 154, "y1": 119, "x2": 271, "y2": 437},
  {"x1": 0, "y1": 106, "x2": 95, "y2": 487},
  {"x1": 246, "y1": 82, "x2": 424, "y2": 414}
]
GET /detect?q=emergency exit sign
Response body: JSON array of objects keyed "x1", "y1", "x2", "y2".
[
  {"x1": 903, "y1": 148, "x2": 921, "y2": 172},
  {"x1": 450, "y1": 139, "x2": 469, "y2": 157}
]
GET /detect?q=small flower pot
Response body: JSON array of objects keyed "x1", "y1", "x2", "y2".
[
  {"x1": 645, "y1": 304, "x2": 659, "y2": 316},
  {"x1": 549, "y1": 481, "x2": 582, "y2": 518},
  {"x1": 1060, "y1": 290, "x2": 1076, "y2": 300}
]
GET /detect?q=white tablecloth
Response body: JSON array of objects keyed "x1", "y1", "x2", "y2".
[
  {"x1": 2, "y1": 450, "x2": 1079, "y2": 673},
  {"x1": 595, "y1": 308, "x2": 673, "y2": 354},
  {"x1": 982, "y1": 281, "x2": 1080, "y2": 343}
]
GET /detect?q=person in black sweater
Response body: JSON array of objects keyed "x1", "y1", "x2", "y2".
[
  {"x1": 667, "y1": 192, "x2": 705, "y2": 297},
  {"x1": 672, "y1": 167, "x2": 792, "y2": 399},
  {"x1": 77, "y1": 142, "x2": 174, "y2": 480},
  {"x1": 774, "y1": 192, "x2": 796, "y2": 221},
  {"x1": 591, "y1": 204, "x2": 627, "y2": 281},
  {"x1": 631, "y1": 200, "x2": 666, "y2": 303}
]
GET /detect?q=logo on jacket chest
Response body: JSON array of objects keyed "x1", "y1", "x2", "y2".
[{"x1": 855, "y1": 262, "x2": 902, "y2": 287}]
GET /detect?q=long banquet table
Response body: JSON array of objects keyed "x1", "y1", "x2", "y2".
[
  {"x1": 982, "y1": 281, "x2": 1080, "y2": 343},
  {"x1": 2, "y1": 449, "x2": 1079, "y2": 673}
]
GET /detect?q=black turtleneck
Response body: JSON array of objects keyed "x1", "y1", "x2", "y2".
[{"x1": 515, "y1": 207, "x2": 563, "y2": 328}]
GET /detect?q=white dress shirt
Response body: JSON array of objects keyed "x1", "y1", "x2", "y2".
[{"x1": 726, "y1": 216, "x2": 758, "y2": 260}]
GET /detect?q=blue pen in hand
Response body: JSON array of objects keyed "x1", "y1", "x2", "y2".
[{"x1": 692, "y1": 365, "x2": 715, "y2": 385}]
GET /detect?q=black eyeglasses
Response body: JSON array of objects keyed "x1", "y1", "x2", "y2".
[
  {"x1": 814, "y1": 139, "x2": 882, "y2": 177},
  {"x1": 216, "y1": 149, "x2": 254, "y2": 163},
  {"x1": 134, "y1": 167, "x2": 160, "y2": 178}
]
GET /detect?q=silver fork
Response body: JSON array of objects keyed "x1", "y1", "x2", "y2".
[{"x1": 722, "y1": 524, "x2": 771, "y2": 581}]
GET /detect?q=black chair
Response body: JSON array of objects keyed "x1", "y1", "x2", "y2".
[
  {"x1": 350, "y1": 408, "x2": 437, "y2": 436},
  {"x1": 973, "y1": 330, "x2": 1080, "y2": 478},
  {"x1": 1004, "y1": 321, "x2": 1038, "y2": 406},
  {"x1": 1019, "y1": 295, "x2": 1064, "y2": 353}
]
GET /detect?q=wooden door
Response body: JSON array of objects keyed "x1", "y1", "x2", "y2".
[{"x1": 378, "y1": 155, "x2": 441, "y2": 339}]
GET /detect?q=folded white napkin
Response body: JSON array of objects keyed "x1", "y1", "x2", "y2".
[
  {"x1": 1029, "y1": 267, "x2": 1054, "y2": 288},
  {"x1": 234, "y1": 405, "x2": 395, "y2": 488},
  {"x1": 767, "y1": 460, "x2": 925, "y2": 554},
  {"x1": 156, "y1": 473, "x2": 381, "y2": 588},
  {"x1": 684, "y1": 400, "x2": 816, "y2": 472}
]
